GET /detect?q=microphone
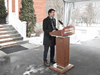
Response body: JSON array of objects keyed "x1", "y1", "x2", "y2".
[
  {"x1": 58, "y1": 20, "x2": 63, "y2": 25},
  {"x1": 58, "y1": 20, "x2": 64, "y2": 27}
]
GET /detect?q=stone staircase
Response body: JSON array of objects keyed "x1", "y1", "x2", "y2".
[{"x1": 0, "y1": 24, "x2": 29, "y2": 49}]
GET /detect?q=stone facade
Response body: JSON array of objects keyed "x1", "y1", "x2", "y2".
[
  {"x1": 46, "y1": 0, "x2": 56, "y2": 16},
  {"x1": 46, "y1": 0, "x2": 64, "y2": 16}
]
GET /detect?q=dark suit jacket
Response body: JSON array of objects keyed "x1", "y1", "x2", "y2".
[{"x1": 43, "y1": 16, "x2": 58, "y2": 46}]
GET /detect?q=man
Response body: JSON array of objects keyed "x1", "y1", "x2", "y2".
[{"x1": 43, "y1": 9, "x2": 58, "y2": 67}]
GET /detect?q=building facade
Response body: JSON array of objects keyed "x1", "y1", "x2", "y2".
[{"x1": 6, "y1": 0, "x2": 46, "y2": 23}]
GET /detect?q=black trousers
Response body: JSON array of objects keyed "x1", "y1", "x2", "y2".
[{"x1": 43, "y1": 45, "x2": 55, "y2": 62}]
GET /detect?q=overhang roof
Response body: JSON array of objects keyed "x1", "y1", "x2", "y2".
[
  {"x1": 63, "y1": 0, "x2": 100, "y2": 8},
  {"x1": 64, "y1": 0, "x2": 100, "y2": 2}
]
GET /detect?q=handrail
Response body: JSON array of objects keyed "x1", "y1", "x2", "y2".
[{"x1": 9, "y1": 14, "x2": 26, "y2": 40}]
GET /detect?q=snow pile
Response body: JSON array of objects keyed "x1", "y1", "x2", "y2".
[{"x1": 25, "y1": 33, "x2": 43, "y2": 45}]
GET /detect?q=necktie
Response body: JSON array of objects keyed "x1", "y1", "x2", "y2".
[{"x1": 51, "y1": 19, "x2": 56, "y2": 30}]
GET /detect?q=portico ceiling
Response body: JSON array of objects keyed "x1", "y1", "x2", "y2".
[{"x1": 64, "y1": 0, "x2": 100, "y2": 2}]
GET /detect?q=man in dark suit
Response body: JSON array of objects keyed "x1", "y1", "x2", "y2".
[{"x1": 43, "y1": 9, "x2": 58, "y2": 67}]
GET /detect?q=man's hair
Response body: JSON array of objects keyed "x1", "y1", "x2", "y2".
[{"x1": 48, "y1": 9, "x2": 55, "y2": 15}]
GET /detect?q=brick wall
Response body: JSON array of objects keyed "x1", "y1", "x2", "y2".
[
  {"x1": 12, "y1": 0, "x2": 15, "y2": 12},
  {"x1": 33, "y1": 0, "x2": 46, "y2": 23}
]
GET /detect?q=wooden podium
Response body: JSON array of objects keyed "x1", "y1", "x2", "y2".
[{"x1": 49, "y1": 26, "x2": 75, "y2": 74}]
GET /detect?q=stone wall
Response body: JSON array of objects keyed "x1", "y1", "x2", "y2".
[{"x1": 46, "y1": 0, "x2": 55, "y2": 16}]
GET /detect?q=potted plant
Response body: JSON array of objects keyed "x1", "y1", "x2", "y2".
[{"x1": 0, "y1": 0, "x2": 8, "y2": 24}]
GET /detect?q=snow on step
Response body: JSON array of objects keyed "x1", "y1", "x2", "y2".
[
  {"x1": 0, "y1": 30, "x2": 16, "y2": 33},
  {"x1": 0, "y1": 28, "x2": 5, "y2": 30},
  {"x1": 0, "y1": 25, "x2": 3, "y2": 27},
  {"x1": 0, "y1": 31, "x2": 8, "y2": 33},
  {"x1": 0, "y1": 33, "x2": 19, "y2": 37},
  {"x1": 0, "y1": 24, "x2": 11, "y2": 26},
  {"x1": 0, "y1": 34, "x2": 10, "y2": 37},
  {"x1": 0, "y1": 38, "x2": 13, "y2": 42},
  {"x1": 0, "y1": 41, "x2": 16, "y2": 46}
]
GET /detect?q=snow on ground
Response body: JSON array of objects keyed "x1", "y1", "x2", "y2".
[
  {"x1": 25, "y1": 24, "x2": 100, "y2": 45},
  {"x1": 75, "y1": 24, "x2": 100, "y2": 42},
  {"x1": 76, "y1": 29, "x2": 98, "y2": 41},
  {"x1": 25, "y1": 33, "x2": 43, "y2": 45}
]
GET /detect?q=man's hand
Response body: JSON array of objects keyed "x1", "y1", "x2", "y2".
[
  {"x1": 49, "y1": 30, "x2": 57, "y2": 35},
  {"x1": 49, "y1": 30, "x2": 56, "y2": 35},
  {"x1": 52, "y1": 30, "x2": 56, "y2": 32}
]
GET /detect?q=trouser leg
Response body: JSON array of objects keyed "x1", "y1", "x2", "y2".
[
  {"x1": 43, "y1": 45, "x2": 49, "y2": 62},
  {"x1": 50, "y1": 45, "x2": 55, "y2": 61}
]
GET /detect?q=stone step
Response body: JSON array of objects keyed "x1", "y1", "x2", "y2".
[
  {"x1": 0, "y1": 25, "x2": 12, "y2": 28},
  {"x1": 0, "y1": 33, "x2": 21, "y2": 39},
  {"x1": 0, "y1": 24, "x2": 11, "y2": 26},
  {"x1": 13, "y1": 37, "x2": 23, "y2": 41},
  {"x1": 0, "y1": 40, "x2": 29, "y2": 49},
  {"x1": 3, "y1": 26, "x2": 14, "y2": 29},
  {"x1": 15, "y1": 40, "x2": 29, "y2": 44},
  {"x1": 0, "y1": 28, "x2": 5, "y2": 31},
  {"x1": 0, "y1": 26, "x2": 3, "y2": 28},
  {"x1": 0, "y1": 41, "x2": 17, "y2": 49},
  {"x1": 0, "y1": 27, "x2": 15, "y2": 31},
  {"x1": 0, "y1": 37, "x2": 23, "y2": 44},
  {"x1": 0, "y1": 24, "x2": 29, "y2": 49},
  {"x1": 0, "y1": 30, "x2": 18, "y2": 35},
  {"x1": 0, "y1": 38, "x2": 13, "y2": 43},
  {"x1": 0, "y1": 24, "x2": 12, "y2": 26}
]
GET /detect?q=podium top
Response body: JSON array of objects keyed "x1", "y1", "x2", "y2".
[{"x1": 50, "y1": 26, "x2": 75, "y2": 37}]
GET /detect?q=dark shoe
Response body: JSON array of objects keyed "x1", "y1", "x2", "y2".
[
  {"x1": 44, "y1": 62, "x2": 50, "y2": 67},
  {"x1": 50, "y1": 60, "x2": 56, "y2": 64}
]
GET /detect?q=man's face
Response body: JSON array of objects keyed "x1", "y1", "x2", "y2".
[{"x1": 49, "y1": 11, "x2": 55, "y2": 17}]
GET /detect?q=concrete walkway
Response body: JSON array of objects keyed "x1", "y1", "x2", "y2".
[{"x1": 0, "y1": 38, "x2": 100, "y2": 75}]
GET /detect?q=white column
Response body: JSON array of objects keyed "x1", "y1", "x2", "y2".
[
  {"x1": 4, "y1": 0, "x2": 7, "y2": 11},
  {"x1": 15, "y1": 0, "x2": 19, "y2": 19},
  {"x1": 9, "y1": 0, "x2": 12, "y2": 24},
  {"x1": 22, "y1": 21, "x2": 27, "y2": 39}
]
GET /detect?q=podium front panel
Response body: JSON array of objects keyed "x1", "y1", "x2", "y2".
[{"x1": 56, "y1": 37, "x2": 70, "y2": 67}]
